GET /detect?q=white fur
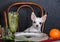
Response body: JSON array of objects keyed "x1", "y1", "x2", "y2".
[{"x1": 24, "y1": 12, "x2": 47, "y2": 33}]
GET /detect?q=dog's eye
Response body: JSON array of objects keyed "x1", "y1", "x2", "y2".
[
  {"x1": 34, "y1": 21, "x2": 36, "y2": 23},
  {"x1": 39, "y1": 22, "x2": 42, "y2": 24}
]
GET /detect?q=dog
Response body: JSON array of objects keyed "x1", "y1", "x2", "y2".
[{"x1": 24, "y1": 12, "x2": 47, "y2": 33}]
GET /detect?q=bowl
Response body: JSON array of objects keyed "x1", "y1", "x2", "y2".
[{"x1": 15, "y1": 32, "x2": 49, "y2": 41}]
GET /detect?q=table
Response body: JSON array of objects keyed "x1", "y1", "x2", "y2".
[
  {"x1": 42, "y1": 39, "x2": 60, "y2": 42},
  {"x1": 0, "y1": 39, "x2": 60, "y2": 42},
  {"x1": 0, "y1": 39, "x2": 2, "y2": 42}
]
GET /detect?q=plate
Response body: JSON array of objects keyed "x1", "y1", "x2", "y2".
[{"x1": 15, "y1": 32, "x2": 49, "y2": 41}]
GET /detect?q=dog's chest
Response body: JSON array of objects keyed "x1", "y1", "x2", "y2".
[{"x1": 25, "y1": 26, "x2": 41, "y2": 33}]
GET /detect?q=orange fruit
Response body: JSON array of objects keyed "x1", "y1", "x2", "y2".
[
  {"x1": 49, "y1": 29, "x2": 60, "y2": 39},
  {"x1": 59, "y1": 31, "x2": 60, "y2": 37}
]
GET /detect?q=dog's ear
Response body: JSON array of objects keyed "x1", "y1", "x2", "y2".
[
  {"x1": 31, "y1": 12, "x2": 36, "y2": 21},
  {"x1": 41, "y1": 14, "x2": 47, "y2": 22}
]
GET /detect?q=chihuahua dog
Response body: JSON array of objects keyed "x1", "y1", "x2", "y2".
[{"x1": 24, "y1": 12, "x2": 47, "y2": 33}]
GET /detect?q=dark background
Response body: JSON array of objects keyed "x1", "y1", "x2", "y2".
[{"x1": 0, "y1": 0, "x2": 60, "y2": 34}]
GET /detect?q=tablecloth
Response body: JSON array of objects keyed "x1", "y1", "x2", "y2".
[{"x1": 0, "y1": 39, "x2": 60, "y2": 42}]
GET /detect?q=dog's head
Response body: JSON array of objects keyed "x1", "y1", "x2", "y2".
[{"x1": 31, "y1": 12, "x2": 47, "y2": 28}]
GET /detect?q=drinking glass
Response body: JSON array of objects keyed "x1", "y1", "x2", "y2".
[{"x1": 8, "y1": 12, "x2": 19, "y2": 40}]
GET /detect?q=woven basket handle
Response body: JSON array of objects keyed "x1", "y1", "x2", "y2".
[
  {"x1": 7, "y1": 2, "x2": 44, "y2": 16},
  {"x1": 17, "y1": 5, "x2": 34, "y2": 12}
]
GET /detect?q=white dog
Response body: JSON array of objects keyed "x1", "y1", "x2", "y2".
[{"x1": 24, "y1": 12, "x2": 47, "y2": 33}]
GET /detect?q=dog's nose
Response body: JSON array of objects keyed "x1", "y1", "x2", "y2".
[{"x1": 36, "y1": 25, "x2": 38, "y2": 27}]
